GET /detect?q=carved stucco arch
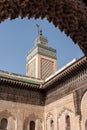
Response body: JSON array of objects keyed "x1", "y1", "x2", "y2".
[
  {"x1": 0, "y1": 110, "x2": 16, "y2": 120},
  {"x1": 81, "y1": 90, "x2": 87, "y2": 116},
  {"x1": 57, "y1": 108, "x2": 74, "y2": 119},
  {"x1": 0, "y1": 110, "x2": 16, "y2": 130},
  {"x1": 73, "y1": 87, "x2": 87, "y2": 119},
  {"x1": 57, "y1": 108, "x2": 76, "y2": 130},
  {"x1": 46, "y1": 112, "x2": 55, "y2": 130},
  {"x1": 23, "y1": 113, "x2": 42, "y2": 130},
  {"x1": 80, "y1": 91, "x2": 87, "y2": 130},
  {"x1": 46, "y1": 112, "x2": 54, "y2": 121},
  {"x1": 0, "y1": 0, "x2": 87, "y2": 55}
]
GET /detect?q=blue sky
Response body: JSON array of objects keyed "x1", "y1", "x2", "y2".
[{"x1": 0, "y1": 18, "x2": 83, "y2": 75}]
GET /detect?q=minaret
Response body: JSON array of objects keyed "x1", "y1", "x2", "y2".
[{"x1": 26, "y1": 27, "x2": 57, "y2": 80}]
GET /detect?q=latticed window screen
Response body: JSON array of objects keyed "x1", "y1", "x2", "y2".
[{"x1": 41, "y1": 58, "x2": 54, "y2": 80}]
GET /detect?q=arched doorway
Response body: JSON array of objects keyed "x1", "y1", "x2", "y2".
[
  {"x1": 0, "y1": 118, "x2": 8, "y2": 130},
  {"x1": 30, "y1": 121, "x2": 35, "y2": 130},
  {"x1": 81, "y1": 92, "x2": 87, "y2": 130},
  {"x1": 50, "y1": 120, "x2": 54, "y2": 130},
  {"x1": 65, "y1": 115, "x2": 70, "y2": 130}
]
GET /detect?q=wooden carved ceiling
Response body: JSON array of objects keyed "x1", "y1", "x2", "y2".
[{"x1": 0, "y1": 0, "x2": 87, "y2": 55}]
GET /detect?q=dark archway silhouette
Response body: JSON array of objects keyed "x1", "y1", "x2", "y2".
[
  {"x1": 50, "y1": 120, "x2": 54, "y2": 130},
  {"x1": 65, "y1": 115, "x2": 70, "y2": 130},
  {"x1": 85, "y1": 120, "x2": 87, "y2": 130},
  {"x1": 0, "y1": 118, "x2": 8, "y2": 130},
  {"x1": 30, "y1": 121, "x2": 35, "y2": 130}
]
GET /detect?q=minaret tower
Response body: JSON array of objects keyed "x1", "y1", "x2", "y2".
[{"x1": 26, "y1": 26, "x2": 57, "y2": 80}]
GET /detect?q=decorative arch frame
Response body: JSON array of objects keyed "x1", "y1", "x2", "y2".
[
  {"x1": 0, "y1": 110, "x2": 16, "y2": 130},
  {"x1": 0, "y1": 118, "x2": 8, "y2": 130},
  {"x1": 0, "y1": 0, "x2": 87, "y2": 55},
  {"x1": 81, "y1": 90, "x2": 87, "y2": 130},
  {"x1": 46, "y1": 112, "x2": 55, "y2": 121},
  {"x1": 0, "y1": 110, "x2": 16, "y2": 120},
  {"x1": 46, "y1": 112, "x2": 55, "y2": 130},
  {"x1": 57, "y1": 108, "x2": 74, "y2": 119},
  {"x1": 73, "y1": 87, "x2": 87, "y2": 118},
  {"x1": 81, "y1": 90, "x2": 87, "y2": 103},
  {"x1": 57, "y1": 108, "x2": 74, "y2": 130},
  {"x1": 23, "y1": 113, "x2": 42, "y2": 130}
]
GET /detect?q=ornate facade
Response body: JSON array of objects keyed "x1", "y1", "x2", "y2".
[
  {"x1": 0, "y1": 31, "x2": 87, "y2": 130},
  {"x1": 0, "y1": 1, "x2": 87, "y2": 128},
  {"x1": 0, "y1": 56, "x2": 87, "y2": 130}
]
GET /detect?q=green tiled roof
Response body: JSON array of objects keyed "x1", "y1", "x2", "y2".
[
  {"x1": 0, "y1": 71, "x2": 43, "y2": 85},
  {"x1": 38, "y1": 44, "x2": 56, "y2": 52}
]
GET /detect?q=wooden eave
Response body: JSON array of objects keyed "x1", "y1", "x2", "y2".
[
  {"x1": 42, "y1": 56, "x2": 87, "y2": 90},
  {"x1": 0, "y1": 56, "x2": 87, "y2": 92},
  {"x1": 0, "y1": 76, "x2": 41, "y2": 91}
]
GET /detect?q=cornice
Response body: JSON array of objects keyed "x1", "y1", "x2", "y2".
[
  {"x1": 0, "y1": 56, "x2": 87, "y2": 107},
  {"x1": 0, "y1": 56, "x2": 87, "y2": 91},
  {"x1": 0, "y1": 70, "x2": 43, "y2": 90},
  {"x1": 45, "y1": 69, "x2": 87, "y2": 105},
  {"x1": 43, "y1": 56, "x2": 87, "y2": 90},
  {"x1": 26, "y1": 44, "x2": 56, "y2": 63}
]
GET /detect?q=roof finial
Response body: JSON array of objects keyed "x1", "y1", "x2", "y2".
[
  {"x1": 40, "y1": 30, "x2": 42, "y2": 35},
  {"x1": 36, "y1": 24, "x2": 42, "y2": 36}
]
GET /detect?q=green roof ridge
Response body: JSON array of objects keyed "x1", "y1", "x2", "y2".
[
  {"x1": 0, "y1": 73, "x2": 42, "y2": 85},
  {"x1": 38, "y1": 44, "x2": 56, "y2": 52}
]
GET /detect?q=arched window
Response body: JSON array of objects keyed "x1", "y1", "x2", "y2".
[
  {"x1": 50, "y1": 120, "x2": 54, "y2": 130},
  {"x1": 85, "y1": 120, "x2": 87, "y2": 130},
  {"x1": 0, "y1": 118, "x2": 8, "y2": 130},
  {"x1": 65, "y1": 115, "x2": 70, "y2": 130},
  {"x1": 30, "y1": 121, "x2": 35, "y2": 130}
]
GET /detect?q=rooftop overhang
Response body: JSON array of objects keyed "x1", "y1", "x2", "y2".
[
  {"x1": 43, "y1": 56, "x2": 87, "y2": 89},
  {"x1": 0, "y1": 70, "x2": 43, "y2": 90},
  {"x1": 1, "y1": 56, "x2": 86, "y2": 91},
  {"x1": 0, "y1": 56, "x2": 87, "y2": 106},
  {"x1": 0, "y1": 0, "x2": 87, "y2": 55}
]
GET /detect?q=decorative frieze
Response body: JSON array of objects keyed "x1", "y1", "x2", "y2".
[
  {"x1": 45, "y1": 69, "x2": 87, "y2": 105},
  {"x1": 0, "y1": 83, "x2": 45, "y2": 106},
  {"x1": 0, "y1": 56, "x2": 87, "y2": 117}
]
